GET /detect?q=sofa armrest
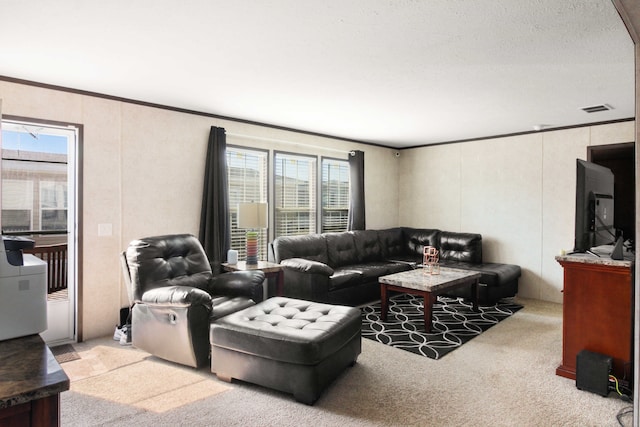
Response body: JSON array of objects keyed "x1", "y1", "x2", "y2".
[
  {"x1": 210, "y1": 270, "x2": 266, "y2": 303},
  {"x1": 141, "y1": 286, "x2": 212, "y2": 308},
  {"x1": 281, "y1": 258, "x2": 334, "y2": 276}
]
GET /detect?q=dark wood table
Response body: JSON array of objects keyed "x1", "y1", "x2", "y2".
[
  {"x1": 222, "y1": 261, "x2": 284, "y2": 297},
  {"x1": 379, "y1": 267, "x2": 481, "y2": 333}
]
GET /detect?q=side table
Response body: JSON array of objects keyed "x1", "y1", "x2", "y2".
[{"x1": 222, "y1": 261, "x2": 284, "y2": 297}]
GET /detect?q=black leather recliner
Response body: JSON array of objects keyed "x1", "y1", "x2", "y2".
[{"x1": 121, "y1": 234, "x2": 265, "y2": 368}]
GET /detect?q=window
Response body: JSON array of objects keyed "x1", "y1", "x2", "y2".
[
  {"x1": 321, "y1": 157, "x2": 350, "y2": 233},
  {"x1": 274, "y1": 153, "x2": 317, "y2": 237},
  {"x1": 1, "y1": 180, "x2": 33, "y2": 232},
  {"x1": 227, "y1": 147, "x2": 268, "y2": 260},
  {"x1": 40, "y1": 181, "x2": 68, "y2": 231},
  {"x1": 227, "y1": 145, "x2": 351, "y2": 245},
  {"x1": 1, "y1": 124, "x2": 68, "y2": 234}
]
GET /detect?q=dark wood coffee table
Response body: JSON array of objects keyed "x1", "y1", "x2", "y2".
[{"x1": 379, "y1": 267, "x2": 481, "y2": 333}]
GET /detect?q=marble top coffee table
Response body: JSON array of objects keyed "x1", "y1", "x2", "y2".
[{"x1": 379, "y1": 267, "x2": 481, "y2": 333}]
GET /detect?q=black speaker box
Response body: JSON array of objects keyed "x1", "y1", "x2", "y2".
[{"x1": 576, "y1": 350, "x2": 612, "y2": 397}]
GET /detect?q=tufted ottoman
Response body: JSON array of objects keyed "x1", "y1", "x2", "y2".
[{"x1": 209, "y1": 296, "x2": 361, "y2": 404}]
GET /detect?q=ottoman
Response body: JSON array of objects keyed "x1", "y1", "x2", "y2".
[{"x1": 209, "y1": 296, "x2": 362, "y2": 404}]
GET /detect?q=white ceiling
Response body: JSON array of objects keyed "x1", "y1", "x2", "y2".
[{"x1": 0, "y1": 0, "x2": 635, "y2": 148}]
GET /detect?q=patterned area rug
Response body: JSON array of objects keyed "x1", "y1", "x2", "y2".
[{"x1": 361, "y1": 294, "x2": 522, "y2": 360}]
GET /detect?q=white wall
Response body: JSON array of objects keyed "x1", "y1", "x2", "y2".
[
  {"x1": 1, "y1": 78, "x2": 632, "y2": 338},
  {"x1": 0, "y1": 80, "x2": 400, "y2": 339},
  {"x1": 398, "y1": 121, "x2": 634, "y2": 303}
]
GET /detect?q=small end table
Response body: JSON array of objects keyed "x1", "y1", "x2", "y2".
[{"x1": 222, "y1": 261, "x2": 284, "y2": 297}]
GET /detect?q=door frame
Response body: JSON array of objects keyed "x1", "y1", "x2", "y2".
[{"x1": 1, "y1": 115, "x2": 83, "y2": 342}]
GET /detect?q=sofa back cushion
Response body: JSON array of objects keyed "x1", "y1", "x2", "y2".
[
  {"x1": 377, "y1": 228, "x2": 405, "y2": 258},
  {"x1": 326, "y1": 232, "x2": 359, "y2": 267},
  {"x1": 271, "y1": 234, "x2": 329, "y2": 264},
  {"x1": 403, "y1": 228, "x2": 441, "y2": 258},
  {"x1": 440, "y1": 231, "x2": 482, "y2": 263},
  {"x1": 352, "y1": 230, "x2": 383, "y2": 262}
]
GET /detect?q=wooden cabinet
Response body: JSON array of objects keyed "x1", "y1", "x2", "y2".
[
  {"x1": 555, "y1": 256, "x2": 634, "y2": 382},
  {"x1": 0, "y1": 394, "x2": 60, "y2": 426},
  {"x1": 0, "y1": 335, "x2": 69, "y2": 426}
]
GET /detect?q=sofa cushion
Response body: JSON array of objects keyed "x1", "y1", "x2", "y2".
[
  {"x1": 440, "y1": 232, "x2": 482, "y2": 263},
  {"x1": 386, "y1": 262, "x2": 414, "y2": 274},
  {"x1": 329, "y1": 268, "x2": 364, "y2": 291},
  {"x1": 403, "y1": 228, "x2": 441, "y2": 258},
  {"x1": 378, "y1": 228, "x2": 405, "y2": 259},
  {"x1": 441, "y1": 261, "x2": 520, "y2": 287},
  {"x1": 272, "y1": 234, "x2": 329, "y2": 264},
  {"x1": 281, "y1": 258, "x2": 334, "y2": 276},
  {"x1": 326, "y1": 232, "x2": 359, "y2": 268},
  {"x1": 348, "y1": 261, "x2": 411, "y2": 279},
  {"x1": 352, "y1": 230, "x2": 383, "y2": 262}
]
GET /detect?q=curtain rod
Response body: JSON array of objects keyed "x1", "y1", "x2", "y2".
[{"x1": 227, "y1": 132, "x2": 355, "y2": 156}]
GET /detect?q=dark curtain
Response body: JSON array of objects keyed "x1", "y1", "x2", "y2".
[
  {"x1": 199, "y1": 126, "x2": 229, "y2": 271},
  {"x1": 348, "y1": 150, "x2": 365, "y2": 230}
]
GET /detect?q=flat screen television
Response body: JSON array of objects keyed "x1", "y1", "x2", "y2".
[{"x1": 573, "y1": 159, "x2": 616, "y2": 253}]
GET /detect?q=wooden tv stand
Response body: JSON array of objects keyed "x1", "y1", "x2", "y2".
[{"x1": 555, "y1": 254, "x2": 634, "y2": 382}]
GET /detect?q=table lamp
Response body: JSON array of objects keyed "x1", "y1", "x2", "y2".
[{"x1": 236, "y1": 202, "x2": 268, "y2": 265}]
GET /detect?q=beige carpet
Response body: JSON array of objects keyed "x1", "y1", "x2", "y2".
[{"x1": 60, "y1": 298, "x2": 633, "y2": 426}]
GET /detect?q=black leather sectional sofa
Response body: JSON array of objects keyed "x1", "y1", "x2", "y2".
[{"x1": 268, "y1": 227, "x2": 521, "y2": 306}]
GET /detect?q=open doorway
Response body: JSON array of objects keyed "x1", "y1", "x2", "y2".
[
  {"x1": 0, "y1": 118, "x2": 79, "y2": 345},
  {"x1": 588, "y1": 142, "x2": 635, "y2": 245}
]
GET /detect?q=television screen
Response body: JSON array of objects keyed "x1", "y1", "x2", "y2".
[{"x1": 574, "y1": 159, "x2": 615, "y2": 253}]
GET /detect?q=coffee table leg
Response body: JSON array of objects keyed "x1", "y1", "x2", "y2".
[
  {"x1": 380, "y1": 284, "x2": 388, "y2": 321},
  {"x1": 423, "y1": 293, "x2": 436, "y2": 333}
]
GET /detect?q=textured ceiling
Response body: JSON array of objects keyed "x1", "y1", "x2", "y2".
[{"x1": 0, "y1": 0, "x2": 634, "y2": 148}]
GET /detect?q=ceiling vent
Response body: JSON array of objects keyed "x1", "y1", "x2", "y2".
[{"x1": 581, "y1": 104, "x2": 613, "y2": 113}]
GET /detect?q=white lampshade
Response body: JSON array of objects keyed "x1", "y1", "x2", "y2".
[{"x1": 237, "y1": 202, "x2": 268, "y2": 229}]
